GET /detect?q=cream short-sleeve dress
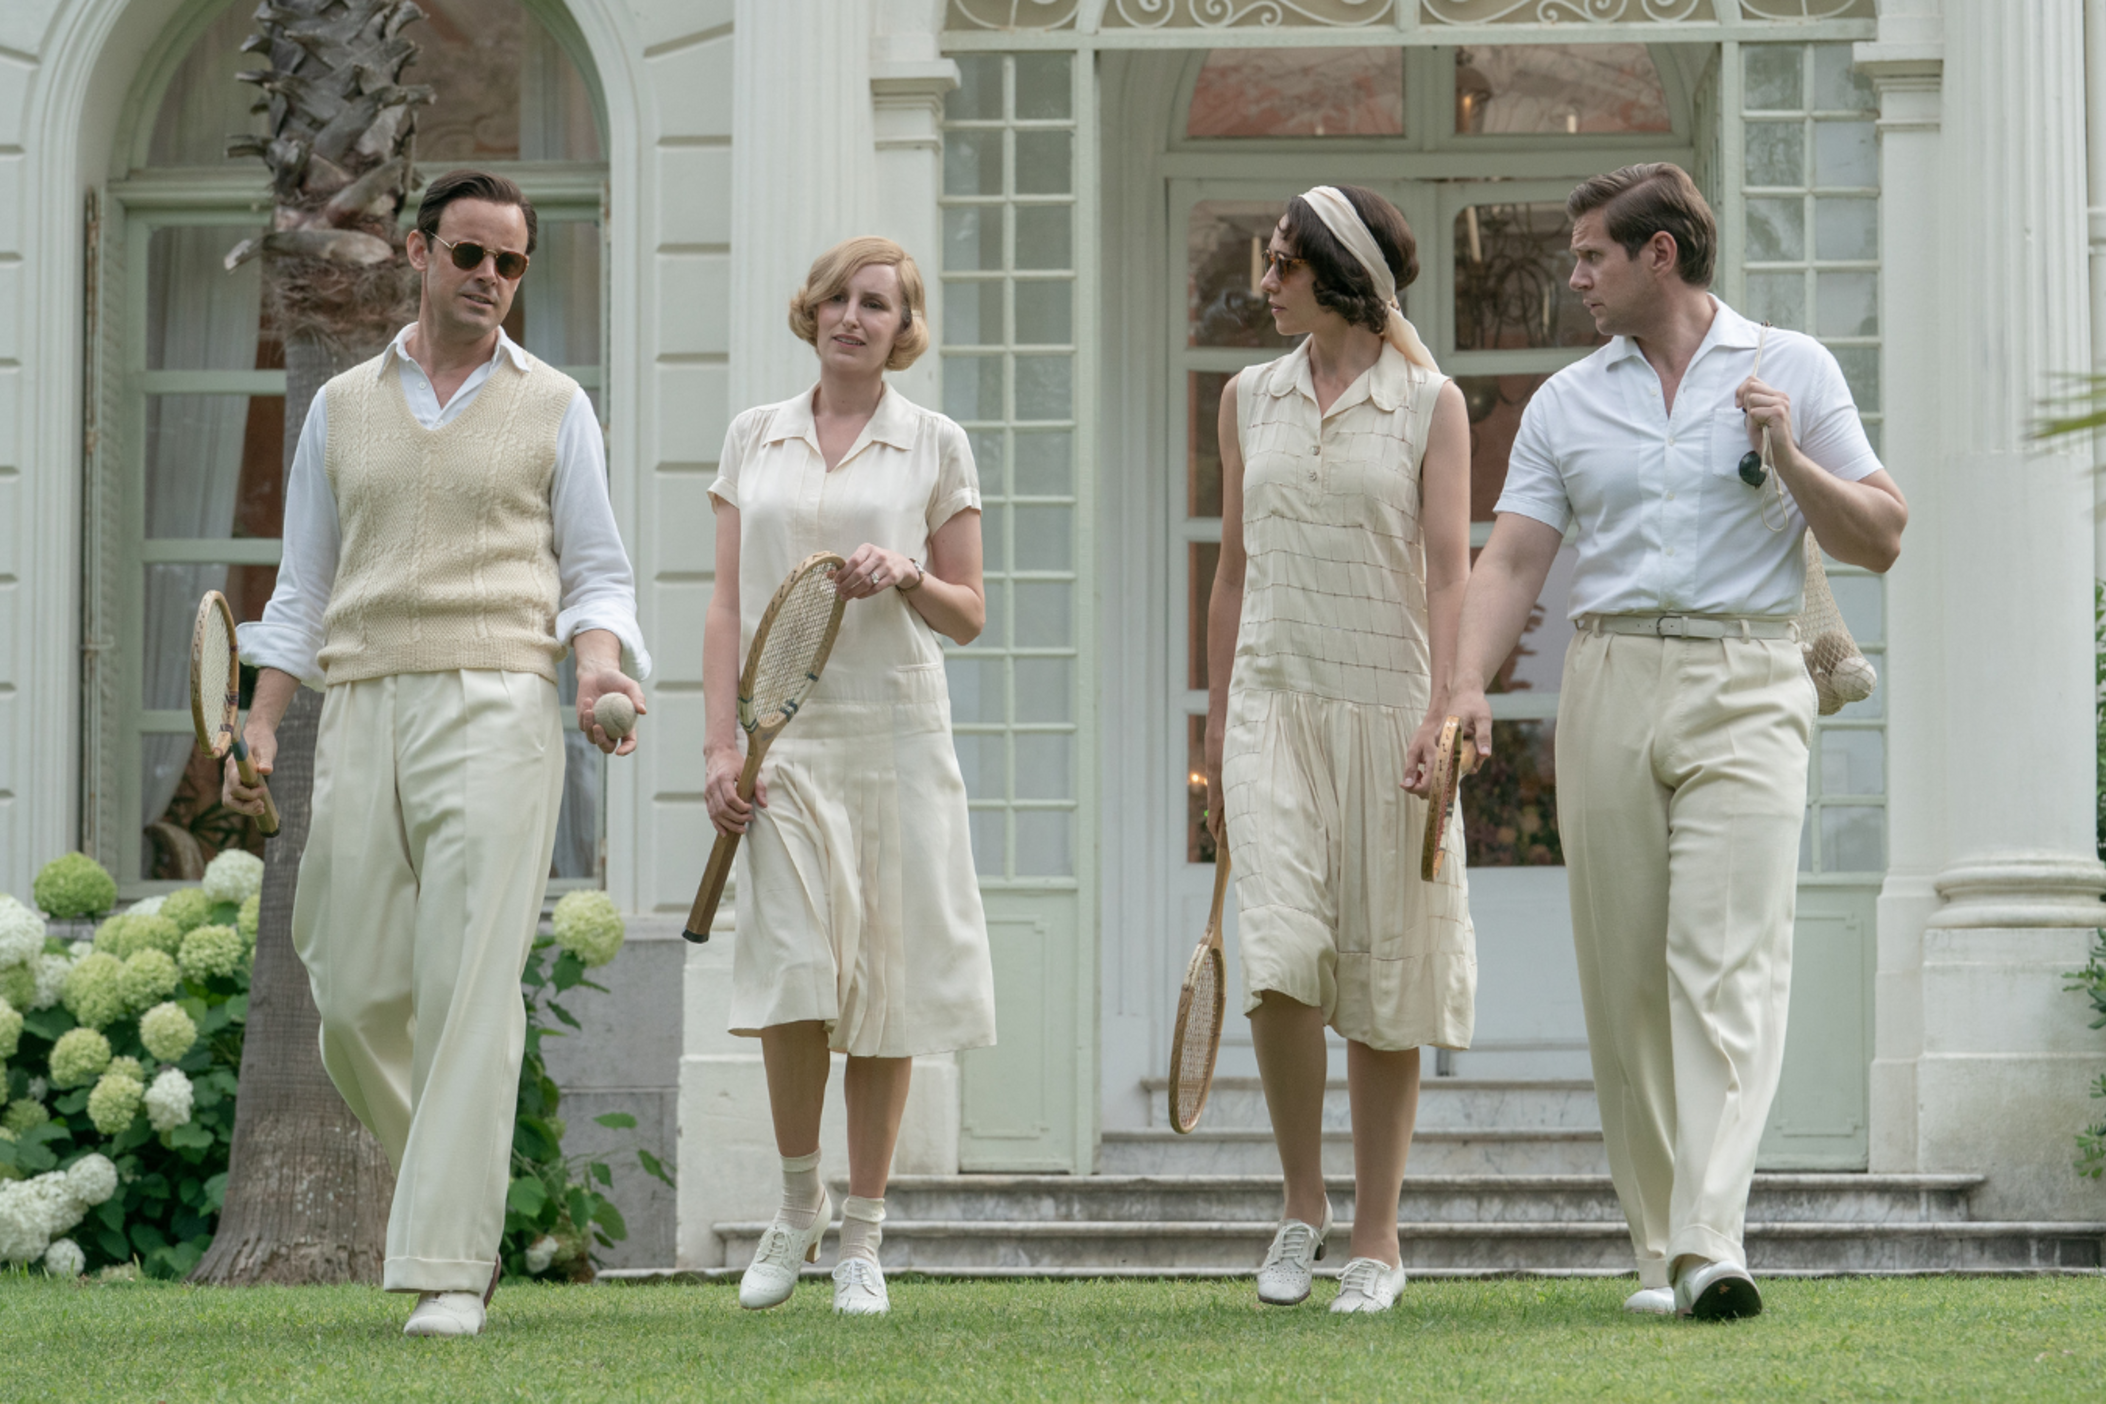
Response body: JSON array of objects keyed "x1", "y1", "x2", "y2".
[
  {"x1": 1221, "y1": 342, "x2": 1476, "y2": 1052},
  {"x1": 709, "y1": 384, "x2": 997, "y2": 1058}
]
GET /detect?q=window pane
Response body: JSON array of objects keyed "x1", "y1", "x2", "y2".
[
  {"x1": 1462, "y1": 720, "x2": 1563, "y2": 868},
  {"x1": 1014, "y1": 657, "x2": 1073, "y2": 725},
  {"x1": 1014, "y1": 131, "x2": 1071, "y2": 195},
  {"x1": 970, "y1": 430, "x2": 1007, "y2": 494},
  {"x1": 1013, "y1": 280, "x2": 1072, "y2": 346},
  {"x1": 1013, "y1": 504, "x2": 1073, "y2": 573},
  {"x1": 143, "y1": 563, "x2": 227, "y2": 709},
  {"x1": 147, "y1": 3, "x2": 268, "y2": 166},
  {"x1": 406, "y1": 0, "x2": 602, "y2": 162},
  {"x1": 1746, "y1": 197, "x2": 1806, "y2": 262},
  {"x1": 1187, "y1": 714, "x2": 1217, "y2": 865},
  {"x1": 945, "y1": 129, "x2": 1004, "y2": 196},
  {"x1": 1014, "y1": 206, "x2": 1072, "y2": 270},
  {"x1": 146, "y1": 228, "x2": 265, "y2": 369},
  {"x1": 511, "y1": 220, "x2": 601, "y2": 368},
  {"x1": 943, "y1": 356, "x2": 1003, "y2": 422},
  {"x1": 946, "y1": 278, "x2": 1004, "y2": 346},
  {"x1": 1189, "y1": 542, "x2": 1220, "y2": 691},
  {"x1": 1014, "y1": 581, "x2": 1072, "y2": 647},
  {"x1": 142, "y1": 737, "x2": 263, "y2": 881},
  {"x1": 1826, "y1": 574, "x2": 1884, "y2": 644},
  {"x1": 1746, "y1": 272, "x2": 1807, "y2": 331},
  {"x1": 1744, "y1": 45, "x2": 1805, "y2": 112},
  {"x1": 1814, "y1": 120, "x2": 1877, "y2": 189},
  {"x1": 1830, "y1": 345, "x2": 1880, "y2": 413},
  {"x1": 1820, "y1": 729, "x2": 1885, "y2": 797},
  {"x1": 1453, "y1": 203, "x2": 1603, "y2": 352},
  {"x1": 1815, "y1": 271, "x2": 1878, "y2": 338},
  {"x1": 1189, "y1": 371, "x2": 1232, "y2": 519},
  {"x1": 950, "y1": 55, "x2": 1004, "y2": 121},
  {"x1": 980, "y1": 580, "x2": 1008, "y2": 648},
  {"x1": 1455, "y1": 45, "x2": 1671, "y2": 136},
  {"x1": 1822, "y1": 806, "x2": 1885, "y2": 871},
  {"x1": 970, "y1": 808, "x2": 1006, "y2": 878},
  {"x1": 954, "y1": 732, "x2": 1004, "y2": 794},
  {"x1": 1015, "y1": 54, "x2": 1073, "y2": 120},
  {"x1": 1188, "y1": 201, "x2": 1292, "y2": 349},
  {"x1": 1015, "y1": 734, "x2": 1074, "y2": 801},
  {"x1": 980, "y1": 503, "x2": 1007, "y2": 572},
  {"x1": 1815, "y1": 198, "x2": 1878, "y2": 261},
  {"x1": 1458, "y1": 373, "x2": 1551, "y2": 517},
  {"x1": 145, "y1": 395, "x2": 285, "y2": 543},
  {"x1": 1014, "y1": 432, "x2": 1073, "y2": 497},
  {"x1": 945, "y1": 207, "x2": 1005, "y2": 272},
  {"x1": 1188, "y1": 48, "x2": 1403, "y2": 139},
  {"x1": 1811, "y1": 43, "x2": 1876, "y2": 113},
  {"x1": 1743, "y1": 121, "x2": 1804, "y2": 188},
  {"x1": 947, "y1": 657, "x2": 1005, "y2": 725},
  {"x1": 1015, "y1": 354, "x2": 1073, "y2": 420},
  {"x1": 1015, "y1": 809, "x2": 1073, "y2": 877}
]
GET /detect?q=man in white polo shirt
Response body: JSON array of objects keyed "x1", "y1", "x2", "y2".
[{"x1": 1443, "y1": 164, "x2": 1906, "y2": 1319}]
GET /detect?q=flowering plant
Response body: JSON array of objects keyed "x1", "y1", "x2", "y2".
[{"x1": 0, "y1": 851, "x2": 257, "y2": 1276}]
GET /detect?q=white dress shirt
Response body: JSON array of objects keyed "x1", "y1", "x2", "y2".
[
  {"x1": 1495, "y1": 297, "x2": 1883, "y2": 619},
  {"x1": 240, "y1": 325, "x2": 652, "y2": 687}
]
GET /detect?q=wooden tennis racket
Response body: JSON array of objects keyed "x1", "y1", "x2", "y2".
[
  {"x1": 190, "y1": 590, "x2": 279, "y2": 837},
  {"x1": 683, "y1": 552, "x2": 848, "y2": 943},
  {"x1": 1168, "y1": 851, "x2": 1231, "y2": 1134},
  {"x1": 1419, "y1": 715, "x2": 1477, "y2": 883}
]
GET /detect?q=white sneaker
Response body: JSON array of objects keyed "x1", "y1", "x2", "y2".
[
  {"x1": 832, "y1": 1256, "x2": 889, "y2": 1315},
  {"x1": 1329, "y1": 1257, "x2": 1406, "y2": 1314},
  {"x1": 403, "y1": 1292, "x2": 485, "y2": 1337},
  {"x1": 739, "y1": 1186, "x2": 832, "y2": 1310},
  {"x1": 1673, "y1": 1258, "x2": 1762, "y2": 1321},
  {"x1": 1622, "y1": 1286, "x2": 1675, "y2": 1316},
  {"x1": 1255, "y1": 1200, "x2": 1333, "y2": 1306}
]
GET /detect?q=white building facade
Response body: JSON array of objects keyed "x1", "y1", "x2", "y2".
[{"x1": 2, "y1": 0, "x2": 2102, "y2": 1269}]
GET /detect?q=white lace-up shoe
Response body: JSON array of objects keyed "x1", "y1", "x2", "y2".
[
  {"x1": 1255, "y1": 1201, "x2": 1333, "y2": 1306},
  {"x1": 832, "y1": 1256, "x2": 890, "y2": 1315},
  {"x1": 1622, "y1": 1287, "x2": 1675, "y2": 1316},
  {"x1": 403, "y1": 1292, "x2": 486, "y2": 1337},
  {"x1": 1329, "y1": 1257, "x2": 1407, "y2": 1314},
  {"x1": 1673, "y1": 1258, "x2": 1762, "y2": 1321},
  {"x1": 739, "y1": 1186, "x2": 832, "y2": 1310}
]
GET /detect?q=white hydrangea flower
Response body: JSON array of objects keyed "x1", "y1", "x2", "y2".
[
  {"x1": 551, "y1": 890, "x2": 625, "y2": 968},
  {"x1": 0, "y1": 893, "x2": 43, "y2": 969},
  {"x1": 25, "y1": 1076, "x2": 46, "y2": 1103},
  {"x1": 42, "y1": 1237, "x2": 84, "y2": 1277},
  {"x1": 525, "y1": 1234, "x2": 559, "y2": 1274},
  {"x1": 202, "y1": 850, "x2": 266, "y2": 906},
  {"x1": 29, "y1": 951, "x2": 72, "y2": 1011},
  {"x1": 127, "y1": 895, "x2": 166, "y2": 917},
  {"x1": 0, "y1": 995, "x2": 19, "y2": 1059},
  {"x1": 139, "y1": 1002, "x2": 199, "y2": 1063},
  {"x1": 65, "y1": 1153, "x2": 118, "y2": 1208},
  {"x1": 0, "y1": 1171, "x2": 88, "y2": 1263},
  {"x1": 145, "y1": 1066, "x2": 194, "y2": 1133}
]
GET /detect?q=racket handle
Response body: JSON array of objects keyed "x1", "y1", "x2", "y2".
[
  {"x1": 1458, "y1": 737, "x2": 1480, "y2": 776},
  {"x1": 229, "y1": 738, "x2": 280, "y2": 838},
  {"x1": 685, "y1": 830, "x2": 740, "y2": 943}
]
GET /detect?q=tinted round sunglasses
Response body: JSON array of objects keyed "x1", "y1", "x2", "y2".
[{"x1": 431, "y1": 233, "x2": 529, "y2": 281}]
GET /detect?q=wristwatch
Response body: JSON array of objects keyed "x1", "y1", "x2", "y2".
[{"x1": 896, "y1": 559, "x2": 926, "y2": 593}]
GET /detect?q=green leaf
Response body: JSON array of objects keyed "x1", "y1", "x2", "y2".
[
  {"x1": 224, "y1": 994, "x2": 248, "y2": 1023},
  {"x1": 166, "y1": 1122, "x2": 214, "y2": 1150},
  {"x1": 552, "y1": 951, "x2": 587, "y2": 991},
  {"x1": 98, "y1": 1228, "x2": 127, "y2": 1260},
  {"x1": 203, "y1": 1172, "x2": 229, "y2": 1213},
  {"x1": 590, "y1": 1196, "x2": 628, "y2": 1240},
  {"x1": 506, "y1": 1176, "x2": 549, "y2": 1216},
  {"x1": 593, "y1": 1112, "x2": 637, "y2": 1130},
  {"x1": 129, "y1": 1221, "x2": 170, "y2": 1254},
  {"x1": 638, "y1": 1148, "x2": 675, "y2": 1188},
  {"x1": 98, "y1": 1198, "x2": 126, "y2": 1231},
  {"x1": 548, "y1": 1000, "x2": 582, "y2": 1031},
  {"x1": 22, "y1": 1008, "x2": 76, "y2": 1041},
  {"x1": 589, "y1": 1161, "x2": 613, "y2": 1188}
]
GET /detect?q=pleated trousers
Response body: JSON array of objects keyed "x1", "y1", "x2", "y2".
[
  {"x1": 292, "y1": 669, "x2": 565, "y2": 1293},
  {"x1": 1555, "y1": 626, "x2": 1813, "y2": 1286}
]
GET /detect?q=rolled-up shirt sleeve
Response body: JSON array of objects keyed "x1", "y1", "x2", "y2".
[
  {"x1": 1492, "y1": 385, "x2": 1574, "y2": 534},
  {"x1": 236, "y1": 395, "x2": 337, "y2": 690},
  {"x1": 550, "y1": 388, "x2": 654, "y2": 681}
]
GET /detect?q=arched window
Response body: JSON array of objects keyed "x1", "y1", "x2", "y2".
[{"x1": 89, "y1": 0, "x2": 610, "y2": 891}]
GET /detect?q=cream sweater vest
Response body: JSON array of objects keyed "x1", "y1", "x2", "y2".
[{"x1": 317, "y1": 350, "x2": 576, "y2": 685}]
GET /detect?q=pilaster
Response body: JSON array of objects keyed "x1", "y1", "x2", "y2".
[{"x1": 870, "y1": 0, "x2": 958, "y2": 409}]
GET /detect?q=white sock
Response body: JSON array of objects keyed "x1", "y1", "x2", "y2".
[
  {"x1": 838, "y1": 1195, "x2": 885, "y2": 1263},
  {"x1": 779, "y1": 1151, "x2": 823, "y2": 1231}
]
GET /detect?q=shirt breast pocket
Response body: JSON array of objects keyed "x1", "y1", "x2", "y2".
[{"x1": 1708, "y1": 406, "x2": 1757, "y2": 479}]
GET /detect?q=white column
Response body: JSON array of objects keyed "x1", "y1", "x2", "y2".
[
  {"x1": 1866, "y1": 0, "x2": 2106, "y2": 1222},
  {"x1": 870, "y1": 0, "x2": 958, "y2": 410},
  {"x1": 727, "y1": 0, "x2": 880, "y2": 411}
]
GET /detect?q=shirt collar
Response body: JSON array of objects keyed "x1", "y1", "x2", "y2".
[
  {"x1": 377, "y1": 324, "x2": 529, "y2": 380},
  {"x1": 1269, "y1": 341, "x2": 1411, "y2": 415},
  {"x1": 765, "y1": 383, "x2": 916, "y2": 459},
  {"x1": 1603, "y1": 294, "x2": 1761, "y2": 370}
]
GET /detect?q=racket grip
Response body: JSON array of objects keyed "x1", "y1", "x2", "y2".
[
  {"x1": 684, "y1": 829, "x2": 740, "y2": 943},
  {"x1": 229, "y1": 738, "x2": 281, "y2": 838}
]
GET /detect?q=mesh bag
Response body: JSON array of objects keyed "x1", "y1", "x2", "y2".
[{"x1": 1795, "y1": 533, "x2": 1876, "y2": 716}]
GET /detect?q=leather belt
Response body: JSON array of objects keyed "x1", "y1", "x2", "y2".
[{"x1": 1584, "y1": 613, "x2": 1797, "y2": 641}]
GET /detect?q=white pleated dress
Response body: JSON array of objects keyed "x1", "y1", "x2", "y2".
[
  {"x1": 709, "y1": 385, "x2": 997, "y2": 1058},
  {"x1": 1222, "y1": 342, "x2": 1475, "y2": 1051}
]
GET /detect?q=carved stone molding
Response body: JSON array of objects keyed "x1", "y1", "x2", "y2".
[{"x1": 1927, "y1": 856, "x2": 2106, "y2": 929}]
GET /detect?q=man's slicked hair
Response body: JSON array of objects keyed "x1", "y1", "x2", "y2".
[
  {"x1": 415, "y1": 168, "x2": 539, "y2": 255},
  {"x1": 1566, "y1": 163, "x2": 1715, "y2": 288}
]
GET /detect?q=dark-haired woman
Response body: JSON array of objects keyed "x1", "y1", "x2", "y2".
[{"x1": 1203, "y1": 185, "x2": 1475, "y2": 1313}]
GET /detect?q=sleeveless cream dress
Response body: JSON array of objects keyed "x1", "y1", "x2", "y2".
[
  {"x1": 1222, "y1": 342, "x2": 1475, "y2": 1051},
  {"x1": 709, "y1": 384, "x2": 997, "y2": 1059}
]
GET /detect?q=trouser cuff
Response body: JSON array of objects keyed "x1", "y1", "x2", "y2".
[
  {"x1": 385, "y1": 1255, "x2": 494, "y2": 1294},
  {"x1": 1633, "y1": 1251, "x2": 1670, "y2": 1290},
  {"x1": 1666, "y1": 1227, "x2": 1745, "y2": 1277}
]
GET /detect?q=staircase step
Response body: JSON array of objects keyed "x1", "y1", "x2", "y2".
[
  {"x1": 1143, "y1": 1076, "x2": 1601, "y2": 1133},
  {"x1": 846, "y1": 1173, "x2": 1982, "y2": 1227},
  {"x1": 1100, "y1": 1127, "x2": 1611, "y2": 1176},
  {"x1": 716, "y1": 1217, "x2": 2105, "y2": 1276}
]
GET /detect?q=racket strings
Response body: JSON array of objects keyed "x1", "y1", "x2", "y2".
[
  {"x1": 1172, "y1": 951, "x2": 1222, "y2": 1127},
  {"x1": 747, "y1": 569, "x2": 841, "y2": 725},
  {"x1": 195, "y1": 610, "x2": 236, "y2": 742}
]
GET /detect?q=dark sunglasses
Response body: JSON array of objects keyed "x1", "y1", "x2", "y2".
[
  {"x1": 431, "y1": 233, "x2": 529, "y2": 281},
  {"x1": 1261, "y1": 248, "x2": 1306, "y2": 278},
  {"x1": 1738, "y1": 320, "x2": 1773, "y2": 486}
]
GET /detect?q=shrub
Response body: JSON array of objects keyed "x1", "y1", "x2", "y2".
[
  {"x1": 158, "y1": 889, "x2": 214, "y2": 936},
  {"x1": 201, "y1": 852, "x2": 264, "y2": 907},
  {"x1": 31, "y1": 855, "x2": 116, "y2": 922},
  {"x1": 551, "y1": 891, "x2": 625, "y2": 969}
]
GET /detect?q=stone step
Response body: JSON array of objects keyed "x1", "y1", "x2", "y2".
[
  {"x1": 716, "y1": 1217, "x2": 2105, "y2": 1276},
  {"x1": 1100, "y1": 1127, "x2": 1611, "y2": 1176},
  {"x1": 847, "y1": 1173, "x2": 1982, "y2": 1227},
  {"x1": 1142, "y1": 1076, "x2": 1601, "y2": 1134}
]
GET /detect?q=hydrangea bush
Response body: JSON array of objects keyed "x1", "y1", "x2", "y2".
[{"x1": 0, "y1": 851, "x2": 256, "y2": 1277}]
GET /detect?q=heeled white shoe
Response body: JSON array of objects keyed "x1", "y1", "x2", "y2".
[
  {"x1": 1255, "y1": 1199, "x2": 1334, "y2": 1306},
  {"x1": 739, "y1": 1186, "x2": 832, "y2": 1310}
]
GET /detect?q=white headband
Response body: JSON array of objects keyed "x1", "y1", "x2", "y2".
[{"x1": 1298, "y1": 185, "x2": 1440, "y2": 373}]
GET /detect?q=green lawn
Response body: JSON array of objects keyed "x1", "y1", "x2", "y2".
[{"x1": 0, "y1": 1273, "x2": 2100, "y2": 1402}]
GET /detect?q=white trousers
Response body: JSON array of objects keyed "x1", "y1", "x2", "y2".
[
  {"x1": 1555, "y1": 628, "x2": 1813, "y2": 1286},
  {"x1": 292, "y1": 670, "x2": 565, "y2": 1293}
]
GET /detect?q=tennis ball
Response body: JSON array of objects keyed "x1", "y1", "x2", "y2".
[{"x1": 593, "y1": 692, "x2": 637, "y2": 740}]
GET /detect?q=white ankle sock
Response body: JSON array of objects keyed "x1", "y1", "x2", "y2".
[
  {"x1": 838, "y1": 1195, "x2": 885, "y2": 1263},
  {"x1": 779, "y1": 1150, "x2": 824, "y2": 1230}
]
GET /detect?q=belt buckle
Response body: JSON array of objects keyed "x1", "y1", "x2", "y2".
[{"x1": 1654, "y1": 615, "x2": 1688, "y2": 638}]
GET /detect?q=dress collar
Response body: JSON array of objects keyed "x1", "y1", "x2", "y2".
[
  {"x1": 1269, "y1": 339, "x2": 1414, "y2": 415},
  {"x1": 765, "y1": 383, "x2": 916, "y2": 461}
]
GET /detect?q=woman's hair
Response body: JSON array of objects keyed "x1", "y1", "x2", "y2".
[
  {"x1": 1279, "y1": 186, "x2": 1418, "y2": 336},
  {"x1": 788, "y1": 236, "x2": 930, "y2": 371}
]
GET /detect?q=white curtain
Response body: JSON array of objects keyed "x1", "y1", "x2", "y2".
[{"x1": 140, "y1": 225, "x2": 262, "y2": 842}]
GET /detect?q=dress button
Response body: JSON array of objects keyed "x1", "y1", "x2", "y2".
[{"x1": 1665, "y1": 436, "x2": 1676, "y2": 448}]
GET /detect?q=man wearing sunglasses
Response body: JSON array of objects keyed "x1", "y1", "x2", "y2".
[
  {"x1": 1444, "y1": 165, "x2": 1906, "y2": 1322},
  {"x1": 227, "y1": 168, "x2": 651, "y2": 1338}
]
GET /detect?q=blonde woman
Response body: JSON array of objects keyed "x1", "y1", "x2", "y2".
[
  {"x1": 1204, "y1": 185, "x2": 1475, "y2": 1313},
  {"x1": 704, "y1": 238, "x2": 996, "y2": 1316}
]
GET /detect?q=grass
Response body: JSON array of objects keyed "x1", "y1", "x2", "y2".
[{"x1": 0, "y1": 1272, "x2": 2101, "y2": 1402}]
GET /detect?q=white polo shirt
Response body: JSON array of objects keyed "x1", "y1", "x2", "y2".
[{"x1": 1495, "y1": 297, "x2": 1883, "y2": 619}]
